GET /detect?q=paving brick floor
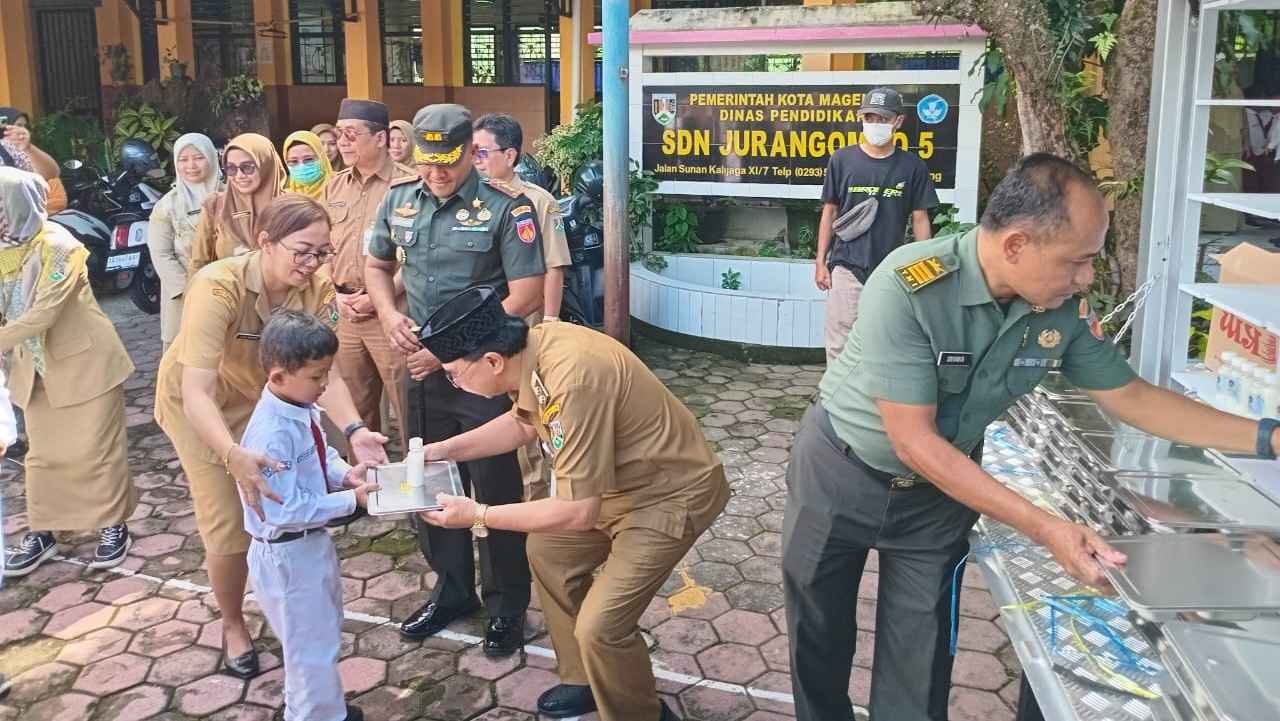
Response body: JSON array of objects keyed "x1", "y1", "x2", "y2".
[{"x1": 0, "y1": 292, "x2": 1022, "y2": 720}]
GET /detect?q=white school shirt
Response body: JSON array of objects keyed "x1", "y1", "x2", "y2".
[{"x1": 239, "y1": 386, "x2": 354, "y2": 540}]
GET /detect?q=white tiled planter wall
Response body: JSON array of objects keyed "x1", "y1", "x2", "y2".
[{"x1": 630, "y1": 254, "x2": 826, "y2": 348}]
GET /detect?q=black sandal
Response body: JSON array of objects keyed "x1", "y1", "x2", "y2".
[{"x1": 221, "y1": 635, "x2": 260, "y2": 679}]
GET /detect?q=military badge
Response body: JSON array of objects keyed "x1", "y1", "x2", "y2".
[
  {"x1": 549, "y1": 419, "x2": 566, "y2": 450},
  {"x1": 456, "y1": 208, "x2": 470, "y2": 222},
  {"x1": 531, "y1": 371, "x2": 550, "y2": 407},
  {"x1": 541, "y1": 402, "x2": 561, "y2": 425},
  {"x1": 1079, "y1": 298, "x2": 1105, "y2": 341},
  {"x1": 393, "y1": 202, "x2": 418, "y2": 218},
  {"x1": 477, "y1": 208, "x2": 492, "y2": 222},
  {"x1": 516, "y1": 217, "x2": 537, "y2": 244},
  {"x1": 1037, "y1": 329, "x2": 1062, "y2": 349}
]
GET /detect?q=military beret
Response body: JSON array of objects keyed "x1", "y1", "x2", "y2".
[
  {"x1": 411, "y1": 104, "x2": 473, "y2": 165},
  {"x1": 420, "y1": 286, "x2": 508, "y2": 363},
  {"x1": 337, "y1": 99, "x2": 389, "y2": 126}
]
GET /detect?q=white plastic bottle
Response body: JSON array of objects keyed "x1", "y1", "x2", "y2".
[
  {"x1": 1246, "y1": 367, "x2": 1268, "y2": 419},
  {"x1": 1216, "y1": 351, "x2": 1238, "y2": 402},
  {"x1": 1221, "y1": 356, "x2": 1243, "y2": 412},
  {"x1": 406, "y1": 436, "x2": 425, "y2": 487},
  {"x1": 1261, "y1": 371, "x2": 1280, "y2": 419}
]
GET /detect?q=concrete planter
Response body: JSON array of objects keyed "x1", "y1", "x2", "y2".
[{"x1": 630, "y1": 253, "x2": 825, "y2": 350}]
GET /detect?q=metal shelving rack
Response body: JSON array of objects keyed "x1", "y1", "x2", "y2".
[{"x1": 1132, "y1": 0, "x2": 1280, "y2": 492}]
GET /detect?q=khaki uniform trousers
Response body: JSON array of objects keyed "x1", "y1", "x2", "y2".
[
  {"x1": 528, "y1": 523, "x2": 698, "y2": 721},
  {"x1": 823, "y1": 265, "x2": 865, "y2": 363},
  {"x1": 336, "y1": 314, "x2": 408, "y2": 453}
]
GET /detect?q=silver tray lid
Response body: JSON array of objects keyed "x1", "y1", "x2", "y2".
[
  {"x1": 1112, "y1": 475, "x2": 1280, "y2": 532},
  {"x1": 1035, "y1": 372, "x2": 1089, "y2": 400},
  {"x1": 1102, "y1": 533, "x2": 1280, "y2": 614},
  {"x1": 1043, "y1": 399, "x2": 1119, "y2": 433},
  {"x1": 1076, "y1": 432, "x2": 1240, "y2": 478},
  {"x1": 1161, "y1": 621, "x2": 1280, "y2": 721}
]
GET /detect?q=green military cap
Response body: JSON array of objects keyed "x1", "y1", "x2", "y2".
[{"x1": 411, "y1": 103, "x2": 473, "y2": 166}]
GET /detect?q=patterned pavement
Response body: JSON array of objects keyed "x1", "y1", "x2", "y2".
[{"x1": 0, "y1": 293, "x2": 1023, "y2": 720}]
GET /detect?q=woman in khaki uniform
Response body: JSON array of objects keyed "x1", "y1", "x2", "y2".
[
  {"x1": 189, "y1": 133, "x2": 286, "y2": 274},
  {"x1": 147, "y1": 133, "x2": 220, "y2": 350},
  {"x1": 418, "y1": 287, "x2": 729, "y2": 721},
  {"x1": 0, "y1": 168, "x2": 137, "y2": 578},
  {"x1": 155, "y1": 193, "x2": 388, "y2": 678}
]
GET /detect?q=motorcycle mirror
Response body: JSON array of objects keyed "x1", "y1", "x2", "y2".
[{"x1": 63, "y1": 159, "x2": 84, "y2": 171}]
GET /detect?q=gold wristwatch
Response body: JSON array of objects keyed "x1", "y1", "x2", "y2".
[{"x1": 471, "y1": 503, "x2": 490, "y2": 538}]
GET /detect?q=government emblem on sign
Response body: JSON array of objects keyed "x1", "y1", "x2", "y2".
[
  {"x1": 651, "y1": 93, "x2": 677, "y2": 128},
  {"x1": 917, "y1": 93, "x2": 949, "y2": 125}
]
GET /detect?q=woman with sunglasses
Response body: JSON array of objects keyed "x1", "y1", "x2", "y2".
[
  {"x1": 155, "y1": 193, "x2": 388, "y2": 680},
  {"x1": 189, "y1": 133, "x2": 287, "y2": 275},
  {"x1": 281, "y1": 130, "x2": 334, "y2": 199}
]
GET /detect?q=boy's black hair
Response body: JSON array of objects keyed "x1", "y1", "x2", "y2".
[{"x1": 258, "y1": 309, "x2": 338, "y2": 373}]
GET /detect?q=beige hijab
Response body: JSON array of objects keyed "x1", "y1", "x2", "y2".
[
  {"x1": 219, "y1": 133, "x2": 286, "y2": 251},
  {"x1": 311, "y1": 123, "x2": 345, "y2": 172},
  {"x1": 389, "y1": 120, "x2": 415, "y2": 164}
]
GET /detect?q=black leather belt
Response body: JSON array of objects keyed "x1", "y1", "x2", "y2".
[
  {"x1": 253, "y1": 528, "x2": 322, "y2": 544},
  {"x1": 814, "y1": 403, "x2": 983, "y2": 491}
]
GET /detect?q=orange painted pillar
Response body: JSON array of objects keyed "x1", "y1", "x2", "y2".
[
  {"x1": 345, "y1": 0, "x2": 383, "y2": 100},
  {"x1": 558, "y1": 0, "x2": 596, "y2": 124},
  {"x1": 0, "y1": 0, "x2": 40, "y2": 112},
  {"x1": 96, "y1": 0, "x2": 145, "y2": 86}
]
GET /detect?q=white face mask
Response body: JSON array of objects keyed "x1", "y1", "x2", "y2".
[{"x1": 862, "y1": 122, "x2": 894, "y2": 147}]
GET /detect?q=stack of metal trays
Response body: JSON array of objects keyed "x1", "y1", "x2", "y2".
[
  {"x1": 1102, "y1": 533, "x2": 1280, "y2": 622},
  {"x1": 1111, "y1": 474, "x2": 1280, "y2": 534},
  {"x1": 1160, "y1": 622, "x2": 1280, "y2": 721}
]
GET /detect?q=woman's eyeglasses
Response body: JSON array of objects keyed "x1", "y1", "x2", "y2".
[
  {"x1": 224, "y1": 161, "x2": 259, "y2": 177},
  {"x1": 279, "y1": 241, "x2": 335, "y2": 266}
]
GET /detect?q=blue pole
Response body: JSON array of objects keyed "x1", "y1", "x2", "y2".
[{"x1": 602, "y1": 0, "x2": 630, "y2": 342}]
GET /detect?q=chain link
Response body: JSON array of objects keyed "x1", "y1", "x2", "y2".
[{"x1": 1102, "y1": 275, "x2": 1158, "y2": 345}]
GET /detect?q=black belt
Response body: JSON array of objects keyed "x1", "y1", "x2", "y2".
[
  {"x1": 335, "y1": 284, "x2": 364, "y2": 294},
  {"x1": 815, "y1": 403, "x2": 983, "y2": 491},
  {"x1": 253, "y1": 528, "x2": 323, "y2": 544}
]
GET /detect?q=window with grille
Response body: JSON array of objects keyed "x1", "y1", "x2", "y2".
[
  {"x1": 381, "y1": 0, "x2": 423, "y2": 85},
  {"x1": 192, "y1": 0, "x2": 256, "y2": 80},
  {"x1": 464, "y1": 0, "x2": 556, "y2": 86},
  {"x1": 290, "y1": 0, "x2": 345, "y2": 85}
]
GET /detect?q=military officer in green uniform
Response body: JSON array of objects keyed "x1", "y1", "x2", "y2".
[
  {"x1": 784, "y1": 153, "x2": 1280, "y2": 721},
  {"x1": 365, "y1": 103, "x2": 545, "y2": 655}
]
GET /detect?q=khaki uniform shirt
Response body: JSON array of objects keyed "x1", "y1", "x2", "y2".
[
  {"x1": 820, "y1": 228, "x2": 1138, "y2": 476},
  {"x1": 323, "y1": 157, "x2": 416, "y2": 291},
  {"x1": 366, "y1": 169, "x2": 545, "y2": 324},
  {"x1": 154, "y1": 252, "x2": 338, "y2": 462},
  {"x1": 511, "y1": 322, "x2": 729, "y2": 538},
  {"x1": 0, "y1": 224, "x2": 134, "y2": 409}
]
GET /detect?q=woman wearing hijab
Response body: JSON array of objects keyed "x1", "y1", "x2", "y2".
[
  {"x1": 189, "y1": 133, "x2": 286, "y2": 274},
  {"x1": 0, "y1": 168, "x2": 137, "y2": 579},
  {"x1": 388, "y1": 120, "x2": 414, "y2": 164},
  {"x1": 281, "y1": 130, "x2": 334, "y2": 199},
  {"x1": 311, "y1": 123, "x2": 345, "y2": 172},
  {"x1": 148, "y1": 133, "x2": 220, "y2": 350}
]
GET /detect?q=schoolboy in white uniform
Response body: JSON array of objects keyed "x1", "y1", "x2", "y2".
[{"x1": 239, "y1": 310, "x2": 379, "y2": 721}]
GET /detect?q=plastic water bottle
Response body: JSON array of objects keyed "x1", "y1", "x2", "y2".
[
  {"x1": 1246, "y1": 367, "x2": 1269, "y2": 419},
  {"x1": 1216, "y1": 351, "x2": 1237, "y2": 401},
  {"x1": 1263, "y1": 372, "x2": 1280, "y2": 418},
  {"x1": 406, "y1": 437, "x2": 425, "y2": 487},
  {"x1": 1221, "y1": 356, "x2": 1243, "y2": 412}
]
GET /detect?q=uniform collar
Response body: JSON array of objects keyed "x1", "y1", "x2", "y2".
[
  {"x1": 512, "y1": 325, "x2": 546, "y2": 417},
  {"x1": 419, "y1": 167, "x2": 481, "y2": 208},
  {"x1": 351, "y1": 154, "x2": 394, "y2": 184},
  {"x1": 955, "y1": 229, "x2": 994, "y2": 307},
  {"x1": 260, "y1": 385, "x2": 319, "y2": 425}
]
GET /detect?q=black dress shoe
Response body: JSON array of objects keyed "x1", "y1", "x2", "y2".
[
  {"x1": 399, "y1": 598, "x2": 480, "y2": 640},
  {"x1": 220, "y1": 636, "x2": 260, "y2": 679},
  {"x1": 483, "y1": 615, "x2": 524, "y2": 657},
  {"x1": 660, "y1": 699, "x2": 682, "y2": 721},
  {"x1": 537, "y1": 684, "x2": 596, "y2": 718}
]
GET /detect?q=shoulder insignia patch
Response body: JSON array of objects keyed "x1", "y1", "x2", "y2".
[
  {"x1": 210, "y1": 286, "x2": 237, "y2": 310},
  {"x1": 894, "y1": 256, "x2": 952, "y2": 292},
  {"x1": 484, "y1": 177, "x2": 521, "y2": 198},
  {"x1": 1079, "y1": 297, "x2": 1105, "y2": 341},
  {"x1": 516, "y1": 217, "x2": 537, "y2": 244}
]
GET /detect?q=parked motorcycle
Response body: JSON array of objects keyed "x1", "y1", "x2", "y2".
[
  {"x1": 557, "y1": 160, "x2": 606, "y2": 327},
  {"x1": 52, "y1": 139, "x2": 163, "y2": 315}
]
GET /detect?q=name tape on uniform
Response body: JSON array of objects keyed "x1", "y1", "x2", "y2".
[{"x1": 937, "y1": 352, "x2": 972, "y2": 367}]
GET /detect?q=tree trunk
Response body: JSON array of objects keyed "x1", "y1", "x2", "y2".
[
  {"x1": 1105, "y1": 0, "x2": 1159, "y2": 297},
  {"x1": 913, "y1": 0, "x2": 1072, "y2": 157}
]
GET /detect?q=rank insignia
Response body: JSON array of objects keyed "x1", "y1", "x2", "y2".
[
  {"x1": 894, "y1": 256, "x2": 951, "y2": 292},
  {"x1": 1037, "y1": 329, "x2": 1062, "y2": 349},
  {"x1": 1031, "y1": 305, "x2": 1046, "y2": 313},
  {"x1": 541, "y1": 402, "x2": 561, "y2": 425},
  {"x1": 232, "y1": 210, "x2": 251, "y2": 219},
  {"x1": 531, "y1": 371, "x2": 550, "y2": 407},
  {"x1": 393, "y1": 202, "x2": 418, "y2": 218},
  {"x1": 516, "y1": 217, "x2": 537, "y2": 244},
  {"x1": 473, "y1": 198, "x2": 483, "y2": 208},
  {"x1": 421, "y1": 131, "x2": 444, "y2": 142}
]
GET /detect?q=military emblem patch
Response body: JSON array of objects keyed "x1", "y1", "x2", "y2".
[
  {"x1": 516, "y1": 217, "x2": 537, "y2": 244},
  {"x1": 549, "y1": 419, "x2": 565, "y2": 449},
  {"x1": 1037, "y1": 329, "x2": 1062, "y2": 349}
]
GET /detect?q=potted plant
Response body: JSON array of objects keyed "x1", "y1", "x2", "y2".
[{"x1": 163, "y1": 48, "x2": 188, "y2": 81}]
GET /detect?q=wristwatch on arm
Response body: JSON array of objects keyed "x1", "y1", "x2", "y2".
[{"x1": 1258, "y1": 418, "x2": 1279, "y2": 460}]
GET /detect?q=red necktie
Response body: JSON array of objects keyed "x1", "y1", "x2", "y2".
[{"x1": 310, "y1": 419, "x2": 329, "y2": 483}]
